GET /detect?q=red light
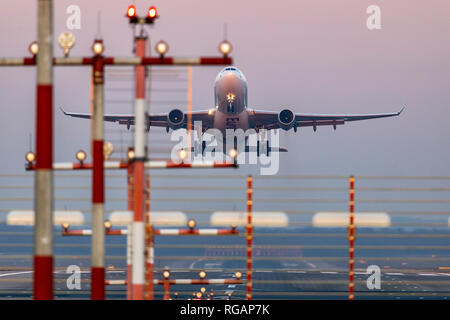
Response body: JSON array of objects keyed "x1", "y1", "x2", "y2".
[
  {"x1": 127, "y1": 5, "x2": 136, "y2": 17},
  {"x1": 148, "y1": 6, "x2": 157, "y2": 18}
]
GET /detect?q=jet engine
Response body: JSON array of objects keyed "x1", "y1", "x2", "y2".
[
  {"x1": 277, "y1": 109, "x2": 295, "y2": 130},
  {"x1": 167, "y1": 109, "x2": 185, "y2": 129}
]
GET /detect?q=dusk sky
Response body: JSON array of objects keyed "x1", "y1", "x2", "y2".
[{"x1": 1, "y1": 0, "x2": 449, "y2": 176}]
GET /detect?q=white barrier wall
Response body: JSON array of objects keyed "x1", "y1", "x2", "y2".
[
  {"x1": 312, "y1": 212, "x2": 391, "y2": 227},
  {"x1": 210, "y1": 211, "x2": 288, "y2": 227}
]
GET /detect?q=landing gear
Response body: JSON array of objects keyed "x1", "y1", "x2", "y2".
[{"x1": 257, "y1": 140, "x2": 270, "y2": 157}]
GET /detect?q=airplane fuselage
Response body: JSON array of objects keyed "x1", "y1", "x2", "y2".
[{"x1": 213, "y1": 67, "x2": 250, "y2": 134}]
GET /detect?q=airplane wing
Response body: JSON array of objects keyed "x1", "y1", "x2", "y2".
[
  {"x1": 60, "y1": 108, "x2": 214, "y2": 131},
  {"x1": 248, "y1": 107, "x2": 405, "y2": 131}
]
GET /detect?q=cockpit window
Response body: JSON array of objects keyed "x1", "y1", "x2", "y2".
[{"x1": 224, "y1": 67, "x2": 236, "y2": 71}]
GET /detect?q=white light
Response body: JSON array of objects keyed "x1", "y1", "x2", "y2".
[
  {"x1": 218, "y1": 40, "x2": 232, "y2": 56},
  {"x1": 199, "y1": 270, "x2": 206, "y2": 279},
  {"x1": 92, "y1": 40, "x2": 104, "y2": 55},
  {"x1": 25, "y1": 151, "x2": 35, "y2": 163},
  {"x1": 208, "y1": 109, "x2": 214, "y2": 116},
  {"x1": 163, "y1": 269, "x2": 170, "y2": 279},
  {"x1": 76, "y1": 150, "x2": 87, "y2": 163},
  {"x1": 127, "y1": 149, "x2": 135, "y2": 161},
  {"x1": 187, "y1": 219, "x2": 196, "y2": 229},
  {"x1": 104, "y1": 141, "x2": 114, "y2": 160},
  {"x1": 235, "y1": 271, "x2": 242, "y2": 280},
  {"x1": 177, "y1": 148, "x2": 187, "y2": 161},
  {"x1": 155, "y1": 40, "x2": 169, "y2": 56},
  {"x1": 228, "y1": 148, "x2": 238, "y2": 159},
  {"x1": 58, "y1": 32, "x2": 76, "y2": 57},
  {"x1": 104, "y1": 220, "x2": 112, "y2": 230},
  {"x1": 29, "y1": 41, "x2": 39, "y2": 56}
]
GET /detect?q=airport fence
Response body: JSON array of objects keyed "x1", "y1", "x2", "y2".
[{"x1": 0, "y1": 172, "x2": 449, "y2": 299}]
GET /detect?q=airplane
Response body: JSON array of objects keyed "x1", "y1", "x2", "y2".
[{"x1": 62, "y1": 66, "x2": 404, "y2": 155}]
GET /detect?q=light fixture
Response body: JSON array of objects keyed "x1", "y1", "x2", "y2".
[
  {"x1": 228, "y1": 148, "x2": 238, "y2": 159},
  {"x1": 75, "y1": 150, "x2": 87, "y2": 164},
  {"x1": 127, "y1": 5, "x2": 136, "y2": 18},
  {"x1": 148, "y1": 6, "x2": 157, "y2": 19},
  {"x1": 196, "y1": 292, "x2": 202, "y2": 299},
  {"x1": 234, "y1": 271, "x2": 242, "y2": 280},
  {"x1": 200, "y1": 287, "x2": 206, "y2": 294},
  {"x1": 218, "y1": 40, "x2": 232, "y2": 56},
  {"x1": 187, "y1": 219, "x2": 196, "y2": 230},
  {"x1": 199, "y1": 270, "x2": 206, "y2": 279},
  {"x1": 163, "y1": 267, "x2": 170, "y2": 279},
  {"x1": 28, "y1": 41, "x2": 39, "y2": 56},
  {"x1": 231, "y1": 224, "x2": 237, "y2": 232},
  {"x1": 104, "y1": 220, "x2": 112, "y2": 231},
  {"x1": 25, "y1": 151, "x2": 36, "y2": 164},
  {"x1": 208, "y1": 109, "x2": 214, "y2": 116},
  {"x1": 61, "y1": 223, "x2": 70, "y2": 232},
  {"x1": 127, "y1": 149, "x2": 135, "y2": 161},
  {"x1": 227, "y1": 292, "x2": 232, "y2": 300},
  {"x1": 177, "y1": 148, "x2": 187, "y2": 162},
  {"x1": 91, "y1": 39, "x2": 104, "y2": 55},
  {"x1": 155, "y1": 40, "x2": 168, "y2": 57},
  {"x1": 103, "y1": 141, "x2": 114, "y2": 160},
  {"x1": 58, "y1": 32, "x2": 76, "y2": 57}
]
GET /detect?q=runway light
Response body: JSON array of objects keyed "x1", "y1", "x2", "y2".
[
  {"x1": 61, "y1": 223, "x2": 70, "y2": 232},
  {"x1": 127, "y1": 149, "x2": 135, "y2": 161},
  {"x1": 104, "y1": 220, "x2": 112, "y2": 231},
  {"x1": 199, "y1": 270, "x2": 206, "y2": 279},
  {"x1": 163, "y1": 267, "x2": 170, "y2": 279},
  {"x1": 92, "y1": 39, "x2": 104, "y2": 55},
  {"x1": 76, "y1": 150, "x2": 87, "y2": 164},
  {"x1": 104, "y1": 141, "x2": 114, "y2": 160},
  {"x1": 148, "y1": 6, "x2": 157, "y2": 19},
  {"x1": 200, "y1": 287, "x2": 206, "y2": 294},
  {"x1": 228, "y1": 148, "x2": 238, "y2": 159},
  {"x1": 235, "y1": 271, "x2": 242, "y2": 280},
  {"x1": 196, "y1": 292, "x2": 202, "y2": 299},
  {"x1": 218, "y1": 40, "x2": 232, "y2": 56},
  {"x1": 155, "y1": 40, "x2": 168, "y2": 57},
  {"x1": 187, "y1": 219, "x2": 196, "y2": 230},
  {"x1": 25, "y1": 151, "x2": 35, "y2": 164},
  {"x1": 28, "y1": 41, "x2": 39, "y2": 56},
  {"x1": 177, "y1": 148, "x2": 187, "y2": 162},
  {"x1": 127, "y1": 5, "x2": 136, "y2": 18},
  {"x1": 58, "y1": 32, "x2": 76, "y2": 57}
]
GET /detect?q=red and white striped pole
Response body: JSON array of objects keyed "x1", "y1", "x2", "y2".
[
  {"x1": 91, "y1": 41, "x2": 105, "y2": 300},
  {"x1": 34, "y1": 0, "x2": 54, "y2": 300},
  {"x1": 132, "y1": 35, "x2": 147, "y2": 300},
  {"x1": 127, "y1": 150, "x2": 134, "y2": 300},
  {"x1": 246, "y1": 175, "x2": 253, "y2": 300},
  {"x1": 349, "y1": 175, "x2": 355, "y2": 300},
  {"x1": 145, "y1": 175, "x2": 154, "y2": 300}
]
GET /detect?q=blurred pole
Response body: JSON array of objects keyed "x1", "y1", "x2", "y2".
[
  {"x1": 349, "y1": 175, "x2": 355, "y2": 300},
  {"x1": 132, "y1": 35, "x2": 147, "y2": 300},
  {"x1": 246, "y1": 175, "x2": 253, "y2": 300},
  {"x1": 91, "y1": 42, "x2": 105, "y2": 300},
  {"x1": 187, "y1": 66, "x2": 192, "y2": 159},
  {"x1": 34, "y1": 0, "x2": 54, "y2": 300},
  {"x1": 127, "y1": 149, "x2": 134, "y2": 300},
  {"x1": 145, "y1": 175, "x2": 154, "y2": 299}
]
